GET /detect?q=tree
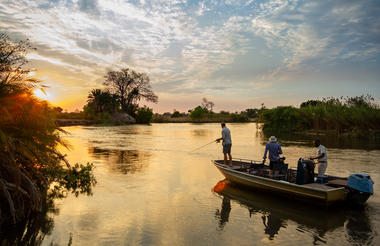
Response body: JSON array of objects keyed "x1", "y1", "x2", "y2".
[
  {"x1": 87, "y1": 89, "x2": 118, "y2": 114},
  {"x1": 243, "y1": 108, "x2": 259, "y2": 118},
  {"x1": 171, "y1": 109, "x2": 181, "y2": 118},
  {"x1": 0, "y1": 34, "x2": 95, "y2": 227},
  {"x1": 0, "y1": 33, "x2": 41, "y2": 97},
  {"x1": 201, "y1": 97, "x2": 215, "y2": 112},
  {"x1": 104, "y1": 68, "x2": 158, "y2": 115},
  {"x1": 189, "y1": 106, "x2": 207, "y2": 121}
]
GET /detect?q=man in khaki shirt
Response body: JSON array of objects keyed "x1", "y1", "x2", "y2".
[{"x1": 311, "y1": 139, "x2": 328, "y2": 177}]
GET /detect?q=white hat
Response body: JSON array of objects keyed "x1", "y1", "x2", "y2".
[{"x1": 269, "y1": 136, "x2": 277, "y2": 142}]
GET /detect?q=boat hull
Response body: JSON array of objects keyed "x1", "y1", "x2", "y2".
[{"x1": 213, "y1": 160, "x2": 346, "y2": 206}]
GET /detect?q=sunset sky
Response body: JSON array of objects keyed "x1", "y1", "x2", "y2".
[{"x1": 1, "y1": 0, "x2": 379, "y2": 113}]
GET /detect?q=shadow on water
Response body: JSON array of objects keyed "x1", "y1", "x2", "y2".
[
  {"x1": 0, "y1": 174, "x2": 95, "y2": 246},
  {"x1": 88, "y1": 147, "x2": 152, "y2": 174},
  {"x1": 0, "y1": 200, "x2": 74, "y2": 246},
  {"x1": 212, "y1": 180, "x2": 374, "y2": 244}
]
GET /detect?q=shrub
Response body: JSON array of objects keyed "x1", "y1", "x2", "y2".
[
  {"x1": 171, "y1": 111, "x2": 181, "y2": 118},
  {"x1": 135, "y1": 106, "x2": 153, "y2": 124},
  {"x1": 189, "y1": 106, "x2": 207, "y2": 121},
  {"x1": 231, "y1": 113, "x2": 250, "y2": 122}
]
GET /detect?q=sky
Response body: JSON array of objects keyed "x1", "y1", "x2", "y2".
[{"x1": 1, "y1": 0, "x2": 379, "y2": 113}]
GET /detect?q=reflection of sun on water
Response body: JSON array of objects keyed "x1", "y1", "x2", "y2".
[{"x1": 33, "y1": 88, "x2": 53, "y2": 101}]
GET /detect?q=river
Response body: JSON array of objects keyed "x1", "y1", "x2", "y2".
[{"x1": 34, "y1": 123, "x2": 380, "y2": 245}]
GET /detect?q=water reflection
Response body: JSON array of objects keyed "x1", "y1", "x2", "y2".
[
  {"x1": 345, "y1": 209, "x2": 374, "y2": 245},
  {"x1": 1, "y1": 187, "x2": 82, "y2": 246},
  {"x1": 88, "y1": 147, "x2": 151, "y2": 174},
  {"x1": 214, "y1": 196, "x2": 231, "y2": 230},
  {"x1": 261, "y1": 214, "x2": 286, "y2": 240},
  {"x1": 191, "y1": 129, "x2": 209, "y2": 137},
  {"x1": 212, "y1": 180, "x2": 374, "y2": 244}
]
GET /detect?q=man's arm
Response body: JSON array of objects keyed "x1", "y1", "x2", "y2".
[
  {"x1": 216, "y1": 131, "x2": 224, "y2": 142},
  {"x1": 311, "y1": 149, "x2": 325, "y2": 160},
  {"x1": 263, "y1": 145, "x2": 268, "y2": 160}
]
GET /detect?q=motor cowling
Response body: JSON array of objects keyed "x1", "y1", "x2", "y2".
[{"x1": 347, "y1": 173, "x2": 374, "y2": 194}]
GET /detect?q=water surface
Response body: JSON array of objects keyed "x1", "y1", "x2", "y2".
[{"x1": 41, "y1": 123, "x2": 380, "y2": 245}]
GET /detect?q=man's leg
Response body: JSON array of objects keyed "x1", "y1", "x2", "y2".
[
  {"x1": 228, "y1": 153, "x2": 232, "y2": 166},
  {"x1": 318, "y1": 162, "x2": 327, "y2": 177},
  {"x1": 223, "y1": 153, "x2": 227, "y2": 165},
  {"x1": 269, "y1": 162, "x2": 273, "y2": 176}
]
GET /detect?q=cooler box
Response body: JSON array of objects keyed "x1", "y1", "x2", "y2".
[{"x1": 316, "y1": 175, "x2": 328, "y2": 184}]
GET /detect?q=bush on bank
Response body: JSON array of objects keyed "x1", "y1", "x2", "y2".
[{"x1": 135, "y1": 106, "x2": 153, "y2": 124}]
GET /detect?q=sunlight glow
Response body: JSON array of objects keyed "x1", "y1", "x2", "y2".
[{"x1": 33, "y1": 88, "x2": 53, "y2": 101}]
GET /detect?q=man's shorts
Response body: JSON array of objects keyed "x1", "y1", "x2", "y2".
[
  {"x1": 223, "y1": 144, "x2": 232, "y2": 154},
  {"x1": 269, "y1": 160, "x2": 284, "y2": 171},
  {"x1": 318, "y1": 162, "x2": 328, "y2": 177}
]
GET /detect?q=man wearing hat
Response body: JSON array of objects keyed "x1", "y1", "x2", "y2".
[
  {"x1": 216, "y1": 122, "x2": 232, "y2": 166},
  {"x1": 263, "y1": 136, "x2": 283, "y2": 175}
]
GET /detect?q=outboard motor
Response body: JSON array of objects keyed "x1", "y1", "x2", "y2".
[
  {"x1": 347, "y1": 173, "x2": 374, "y2": 204},
  {"x1": 296, "y1": 158, "x2": 315, "y2": 185}
]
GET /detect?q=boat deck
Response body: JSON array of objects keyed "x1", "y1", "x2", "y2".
[
  {"x1": 327, "y1": 179, "x2": 348, "y2": 187},
  {"x1": 302, "y1": 183, "x2": 338, "y2": 191}
]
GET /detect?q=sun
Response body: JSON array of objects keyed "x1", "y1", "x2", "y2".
[{"x1": 33, "y1": 88, "x2": 53, "y2": 101}]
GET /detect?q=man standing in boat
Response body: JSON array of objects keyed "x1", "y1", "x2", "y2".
[
  {"x1": 311, "y1": 139, "x2": 328, "y2": 177},
  {"x1": 262, "y1": 136, "x2": 283, "y2": 175},
  {"x1": 216, "y1": 122, "x2": 232, "y2": 166}
]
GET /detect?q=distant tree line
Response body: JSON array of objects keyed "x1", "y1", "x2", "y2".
[{"x1": 152, "y1": 98, "x2": 262, "y2": 123}]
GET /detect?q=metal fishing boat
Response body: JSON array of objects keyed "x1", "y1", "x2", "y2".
[{"x1": 212, "y1": 158, "x2": 374, "y2": 206}]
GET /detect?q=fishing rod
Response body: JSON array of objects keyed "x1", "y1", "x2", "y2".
[{"x1": 190, "y1": 139, "x2": 217, "y2": 153}]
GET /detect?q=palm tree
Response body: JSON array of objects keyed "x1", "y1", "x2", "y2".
[{"x1": 87, "y1": 89, "x2": 119, "y2": 114}]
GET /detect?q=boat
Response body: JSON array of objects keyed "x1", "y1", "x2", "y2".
[{"x1": 212, "y1": 158, "x2": 374, "y2": 206}]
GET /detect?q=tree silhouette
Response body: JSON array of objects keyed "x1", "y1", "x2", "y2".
[
  {"x1": 0, "y1": 33, "x2": 39, "y2": 96},
  {"x1": 104, "y1": 68, "x2": 158, "y2": 115},
  {"x1": 87, "y1": 89, "x2": 118, "y2": 113},
  {"x1": 201, "y1": 97, "x2": 215, "y2": 112}
]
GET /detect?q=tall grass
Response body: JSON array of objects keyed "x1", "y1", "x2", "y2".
[{"x1": 260, "y1": 96, "x2": 380, "y2": 134}]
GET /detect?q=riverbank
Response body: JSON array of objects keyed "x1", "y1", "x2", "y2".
[
  {"x1": 56, "y1": 112, "x2": 255, "y2": 125},
  {"x1": 152, "y1": 114, "x2": 254, "y2": 123},
  {"x1": 57, "y1": 118, "x2": 94, "y2": 126}
]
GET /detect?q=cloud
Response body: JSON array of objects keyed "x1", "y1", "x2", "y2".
[
  {"x1": 0, "y1": 0, "x2": 379, "y2": 111},
  {"x1": 248, "y1": 0, "x2": 380, "y2": 79},
  {"x1": 26, "y1": 53, "x2": 74, "y2": 68},
  {"x1": 78, "y1": 0, "x2": 100, "y2": 14}
]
